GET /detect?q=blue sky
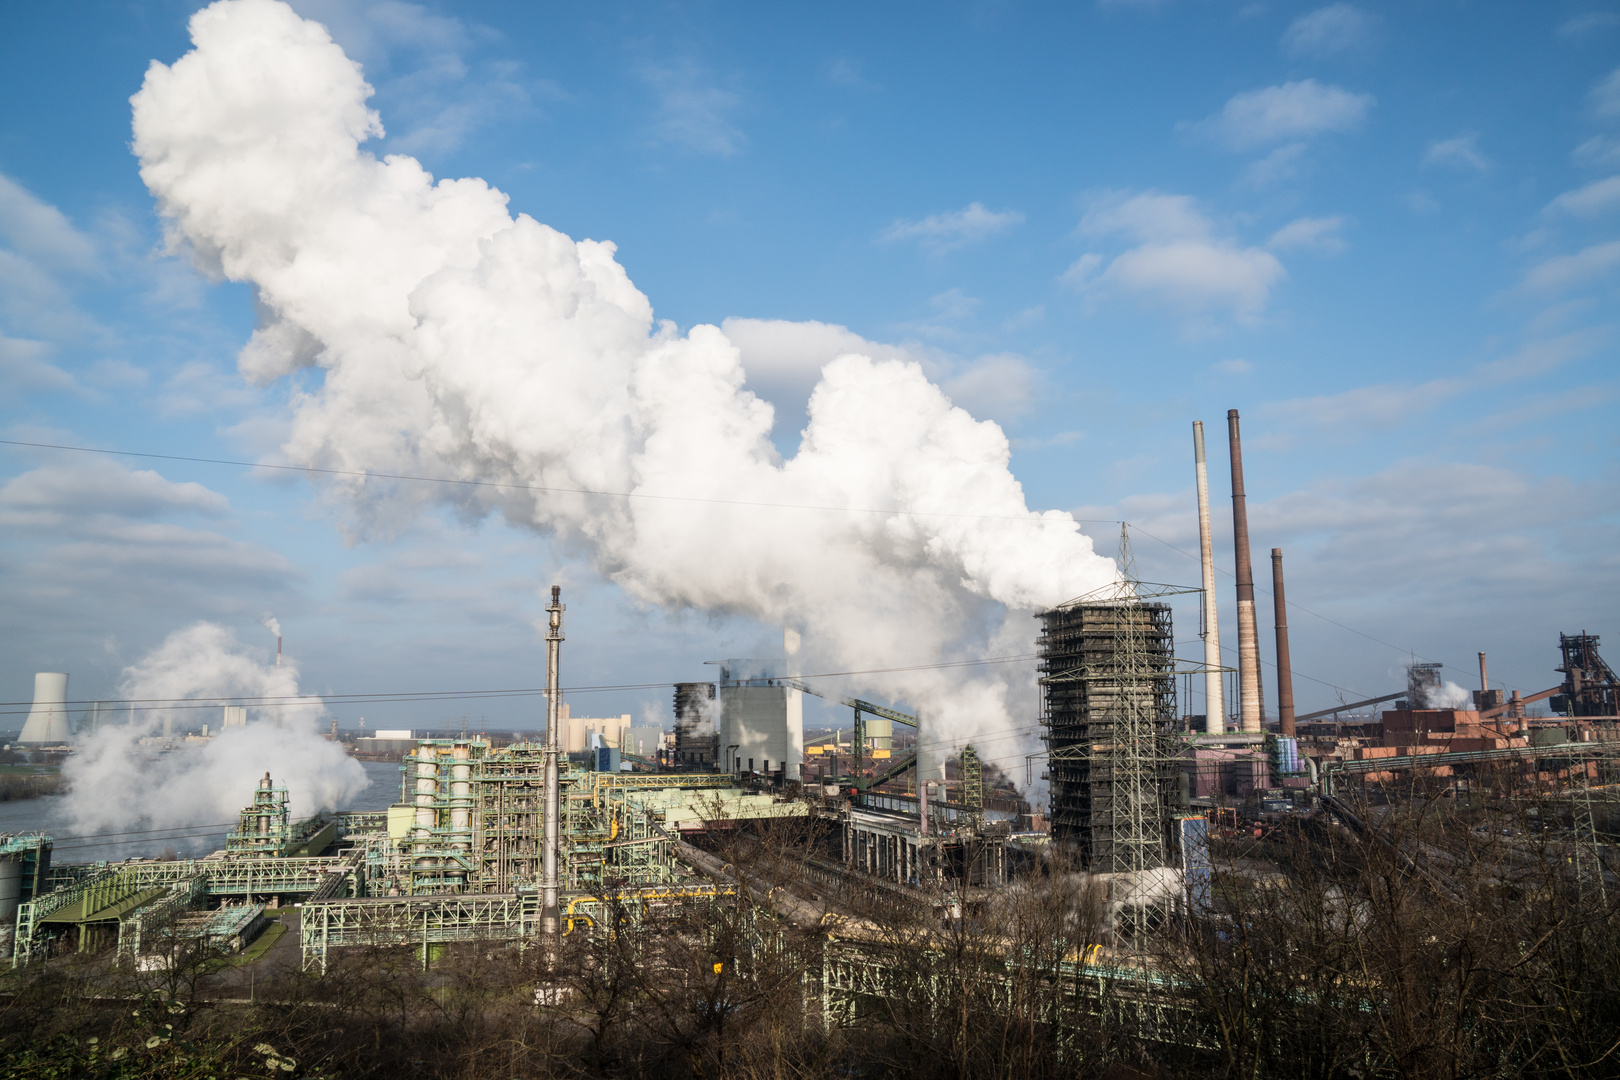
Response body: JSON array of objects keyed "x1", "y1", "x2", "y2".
[{"x1": 2, "y1": 0, "x2": 1618, "y2": 756}]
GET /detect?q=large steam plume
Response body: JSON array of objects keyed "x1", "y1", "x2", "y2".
[
  {"x1": 63, "y1": 622, "x2": 366, "y2": 836},
  {"x1": 130, "y1": 0, "x2": 1117, "y2": 777}
]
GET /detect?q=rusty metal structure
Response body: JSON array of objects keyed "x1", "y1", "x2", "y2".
[
  {"x1": 1555, "y1": 633, "x2": 1620, "y2": 718},
  {"x1": 672, "y1": 682, "x2": 718, "y2": 767}
]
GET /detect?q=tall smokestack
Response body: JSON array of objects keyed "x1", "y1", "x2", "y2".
[
  {"x1": 1478, "y1": 652, "x2": 1488, "y2": 692},
  {"x1": 1193, "y1": 422, "x2": 1225, "y2": 736},
  {"x1": 276, "y1": 636, "x2": 282, "y2": 667},
  {"x1": 1271, "y1": 548, "x2": 1296, "y2": 737},
  {"x1": 1228, "y1": 410, "x2": 1262, "y2": 733},
  {"x1": 541, "y1": 584, "x2": 565, "y2": 934}
]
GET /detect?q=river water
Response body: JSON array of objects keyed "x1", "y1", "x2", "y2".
[{"x1": 0, "y1": 759, "x2": 404, "y2": 863}]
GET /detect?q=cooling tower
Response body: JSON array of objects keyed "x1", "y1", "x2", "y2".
[{"x1": 18, "y1": 673, "x2": 71, "y2": 745}]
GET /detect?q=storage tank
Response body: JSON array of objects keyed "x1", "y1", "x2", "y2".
[
  {"x1": 0, "y1": 858, "x2": 22, "y2": 924},
  {"x1": 18, "y1": 673, "x2": 71, "y2": 745}
]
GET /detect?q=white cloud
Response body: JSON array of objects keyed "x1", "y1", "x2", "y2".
[
  {"x1": 826, "y1": 55, "x2": 878, "y2": 90},
  {"x1": 879, "y1": 202, "x2": 1024, "y2": 251},
  {"x1": 1268, "y1": 215, "x2": 1347, "y2": 253},
  {"x1": 1213, "y1": 358, "x2": 1254, "y2": 375},
  {"x1": 1101, "y1": 244, "x2": 1283, "y2": 321},
  {"x1": 1575, "y1": 134, "x2": 1620, "y2": 168},
  {"x1": 0, "y1": 334, "x2": 75, "y2": 394},
  {"x1": 1424, "y1": 133, "x2": 1490, "y2": 172},
  {"x1": 1521, "y1": 240, "x2": 1620, "y2": 292},
  {"x1": 0, "y1": 172, "x2": 106, "y2": 348},
  {"x1": 642, "y1": 60, "x2": 745, "y2": 157},
  {"x1": 0, "y1": 458, "x2": 299, "y2": 644},
  {"x1": 1281, "y1": 5, "x2": 1378, "y2": 58},
  {"x1": 1593, "y1": 67, "x2": 1620, "y2": 118},
  {"x1": 1263, "y1": 331, "x2": 1607, "y2": 429},
  {"x1": 1080, "y1": 191, "x2": 1210, "y2": 242},
  {"x1": 1241, "y1": 141, "x2": 1309, "y2": 187},
  {"x1": 717, "y1": 316, "x2": 1036, "y2": 433},
  {"x1": 0, "y1": 173, "x2": 98, "y2": 273},
  {"x1": 1190, "y1": 79, "x2": 1373, "y2": 148},
  {"x1": 1067, "y1": 191, "x2": 1285, "y2": 323},
  {"x1": 0, "y1": 458, "x2": 228, "y2": 525},
  {"x1": 941, "y1": 352, "x2": 1038, "y2": 421},
  {"x1": 928, "y1": 287, "x2": 981, "y2": 320},
  {"x1": 1001, "y1": 305, "x2": 1045, "y2": 332},
  {"x1": 1559, "y1": 12, "x2": 1620, "y2": 39},
  {"x1": 1545, "y1": 174, "x2": 1620, "y2": 215},
  {"x1": 291, "y1": 0, "x2": 542, "y2": 158},
  {"x1": 719, "y1": 317, "x2": 922, "y2": 435},
  {"x1": 1403, "y1": 189, "x2": 1441, "y2": 215}
]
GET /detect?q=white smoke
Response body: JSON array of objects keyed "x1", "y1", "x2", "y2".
[
  {"x1": 260, "y1": 613, "x2": 281, "y2": 638},
  {"x1": 63, "y1": 622, "x2": 367, "y2": 834},
  {"x1": 1433, "y1": 680, "x2": 1473, "y2": 710},
  {"x1": 130, "y1": 0, "x2": 1118, "y2": 782}
]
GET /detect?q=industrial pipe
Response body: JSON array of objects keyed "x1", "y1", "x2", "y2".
[
  {"x1": 1271, "y1": 548, "x2": 1296, "y2": 736},
  {"x1": 1193, "y1": 421, "x2": 1224, "y2": 736},
  {"x1": 1227, "y1": 410, "x2": 1262, "y2": 732},
  {"x1": 542, "y1": 585, "x2": 565, "y2": 934}
]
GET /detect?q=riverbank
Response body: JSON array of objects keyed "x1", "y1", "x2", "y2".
[{"x1": 0, "y1": 770, "x2": 64, "y2": 803}]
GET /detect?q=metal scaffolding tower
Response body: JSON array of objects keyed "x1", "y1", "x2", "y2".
[{"x1": 1038, "y1": 535, "x2": 1182, "y2": 874}]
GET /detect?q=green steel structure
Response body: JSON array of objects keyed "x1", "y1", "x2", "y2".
[
  {"x1": 297, "y1": 881, "x2": 736, "y2": 971},
  {"x1": 10, "y1": 739, "x2": 781, "y2": 968},
  {"x1": 393, "y1": 738, "x2": 739, "y2": 897}
]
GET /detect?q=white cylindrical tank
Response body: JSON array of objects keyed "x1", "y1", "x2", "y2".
[
  {"x1": 18, "y1": 673, "x2": 71, "y2": 745},
  {"x1": 413, "y1": 747, "x2": 440, "y2": 876},
  {"x1": 449, "y1": 746, "x2": 472, "y2": 834},
  {"x1": 414, "y1": 747, "x2": 439, "y2": 830}
]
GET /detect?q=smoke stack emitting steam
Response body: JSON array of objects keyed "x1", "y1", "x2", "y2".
[
  {"x1": 260, "y1": 615, "x2": 282, "y2": 667},
  {"x1": 63, "y1": 622, "x2": 365, "y2": 841},
  {"x1": 130, "y1": 0, "x2": 1120, "y2": 786}
]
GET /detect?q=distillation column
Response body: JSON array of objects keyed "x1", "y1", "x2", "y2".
[
  {"x1": 542, "y1": 585, "x2": 565, "y2": 934},
  {"x1": 449, "y1": 744, "x2": 472, "y2": 887},
  {"x1": 1193, "y1": 421, "x2": 1225, "y2": 735},
  {"x1": 414, "y1": 747, "x2": 439, "y2": 884}
]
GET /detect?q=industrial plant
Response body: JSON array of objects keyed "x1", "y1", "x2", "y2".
[{"x1": 4, "y1": 411, "x2": 1618, "y2": 1078}]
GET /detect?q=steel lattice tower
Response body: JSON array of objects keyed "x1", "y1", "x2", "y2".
[{"x1": 1039, "y1": 533, "x2": 1180, "y2": 874}]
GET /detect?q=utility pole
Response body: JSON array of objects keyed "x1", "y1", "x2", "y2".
[{"x1": 542, "y1": 585, "x2": 564, "y2": 935}]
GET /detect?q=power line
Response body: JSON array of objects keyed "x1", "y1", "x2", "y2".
[
  {"x1": 1130, "y1": 522, "x2": 1527, "y2": 692},
  {"x1": 2, "y1": 438, "x2": 1511, "y2": 692},
  {"x1": 0, "y1": 655, "x2": 1040, "y2": 715},
  {"x1": 0, "y1": 438, "x2": 1122, "y2": 526}
]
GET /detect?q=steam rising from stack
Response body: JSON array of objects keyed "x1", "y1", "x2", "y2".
[
  {"x1": 62, "y1": 622, "x2": 366, "y2": 835},
  {"x1": 129, "y1": 0, "x2": 1118, "y2": 773}
]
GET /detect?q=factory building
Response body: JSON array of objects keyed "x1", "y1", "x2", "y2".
[{"x1": 717, "y1": 661, "x2": 804, "y2": 781}]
